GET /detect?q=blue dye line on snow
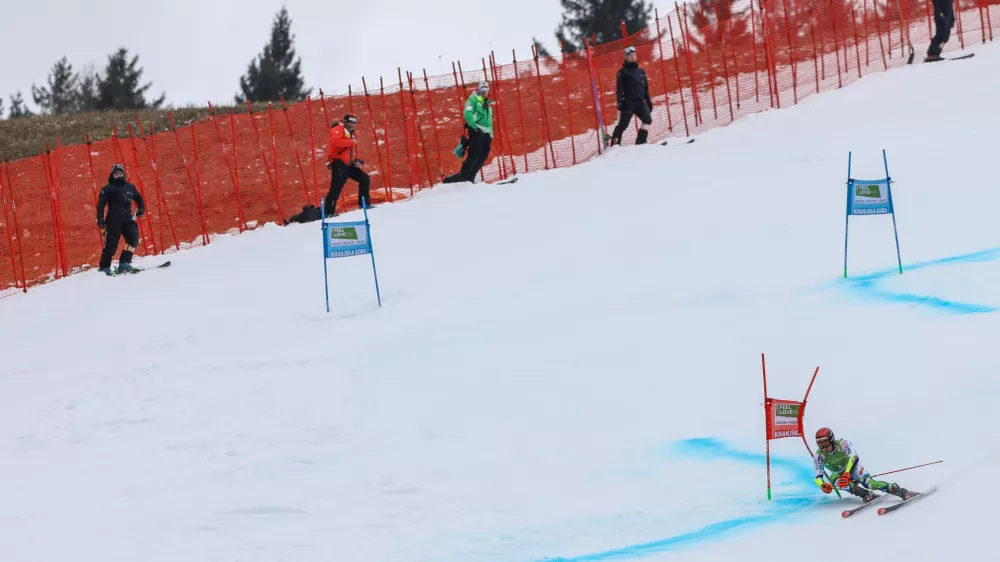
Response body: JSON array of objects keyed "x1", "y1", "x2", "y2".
[
  {"x1": 841, "y1": 246, "x2": 1000, "y2": 314},
  {"x1": 535, "y1": 438, "x2": 820, "y2": 562}
]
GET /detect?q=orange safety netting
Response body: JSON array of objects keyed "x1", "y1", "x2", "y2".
[{"x1": 2, "y1": 0, "x2": 997, "y2": 297}]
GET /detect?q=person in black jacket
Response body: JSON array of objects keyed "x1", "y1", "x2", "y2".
[
  {"x1": 609, "y1": 45, "x2": 653, "y2": 146},
  {"x1": 925, "y1": 0, "x2": 955, "y2": 61},
  {"x1": 96, "y1": 163, "x2": 145, "y2": 275}
]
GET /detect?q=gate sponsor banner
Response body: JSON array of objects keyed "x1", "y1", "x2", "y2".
[{"x1": 766, "y1": 398, "x2": 804, "y2": 440}]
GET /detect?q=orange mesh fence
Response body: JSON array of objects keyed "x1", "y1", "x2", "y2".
[{"x1": 2, "y1": 0, "x2": 997, "y2": 296}]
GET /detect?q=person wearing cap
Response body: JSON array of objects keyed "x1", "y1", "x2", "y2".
[
  {"x1": 443, "y1": 80, "x2": 493, "y2": 184},
  {"x1": 325, "y1": 112, "x2": 371, "y2": 216},
  {"x1": 96, "y1": 163, "x2": 145, "y2": 275},
  {"x1": 610, "y1": 45, "x2": 653, "y2": 146}
]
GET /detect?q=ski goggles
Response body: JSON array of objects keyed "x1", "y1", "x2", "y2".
[
  {"x1": 817, "y1": 437, "x2": 835, "y2": 452},
  {"x1": 624, "y1": 46, "x2": 637, "y2": 55}
]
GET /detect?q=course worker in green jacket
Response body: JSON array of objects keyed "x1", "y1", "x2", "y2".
[{"x1": 444, "y1": 81, "x2": 494, "y2": 184}]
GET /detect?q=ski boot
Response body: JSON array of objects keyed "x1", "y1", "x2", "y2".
[
  {"x1": 924, "y1": 54, "x2": 944, "y2": 62},
  {"x1": 886, "y1": 483, "x2": 917, "y2": 500},
  {"x1": 850, "y1": 483, "x2": 879, "y2": 504},
  {"x1": 115, "y1": 263, "x2": 136, "y2": 275},
  {"x1": 99, "y1": 267, "x2": 113, "y2": 276}
]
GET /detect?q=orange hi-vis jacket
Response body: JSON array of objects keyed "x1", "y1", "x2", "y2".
[{"x1": 327, "y1": 122, "x2": 358, "y2": 165}]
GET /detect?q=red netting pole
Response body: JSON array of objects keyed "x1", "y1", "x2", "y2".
[
  {"x1": 872, "y1": 0, "x2": 888, "y2": 69},
  {"x1": 727, "y1": 17, "x2": 742, "y2": 110},
  {"x1": 985, "y1": 0, "x2": 994, "y2": 42},
  {"x1": 653, "y1": 11, "x2": 676, "y2": 132},
  {"x1": 826, "y1": 0, "x2": 844, "y2": 88},
  {"x1": 53, "y1": 139, "x2": 69, "y2": 275},
  {"x1": 168, "y1": 114, "x2": 210, "y2": 245},
  {"x1": 458, "y1": 62, "x2": 486, "y2": 184},
  {"x1": 779, "y1": 0, "x2": 800, "y2": 104},
  {"x1": 850, "y1": 3, "x2": 863, "y2": 78},
  {"x1": 84, "y1": 135, "x2": 105, "y2": 251},
  {"x1": 953, "y1": 0, "x2": 966, "y2": 49},
  {"x1": 0, "y1": 160, "x2": 20, "y2": 288},
  {"x1": 422, "y1": 69, "x2": 446, "y2": 181},
  {"x1": 407, "y1": 72, "x2": 435, "y2": 189},
  {"x1": 362, "y1": 77, "x2": 390, "y2": 208},
  {"x1": 379, "y1": 77, "x2": 395, "y2": 202},
  {"x1": 557, "y1": 43, "x2": 578, "y2": 165},
  {"x1": 809, "y1": 19, "x2": 821, "y2": 93},
  {"x1": 112, "y1": 130, "x2": 153, "y2": 255},
  {"x1": 138, "y1": 120, "x2": 179, "y2": 251},
  {"x1": 41, "y1": 147, "x2": 64, "y2": 277},
  {"x1": 279, "y1": 97, "x2": 313, "y2": 205},
  {"x1": 583, "y1": 39, "x2": 607, "y2": 151},
  {"x1": 675, "y1": 5, "x2": 703, "y2": 124},
  {"x1": 486, "y1": 55, "x2": 510, "y2": 179},
  {"x1": 268, "y1": 102, "x2": 285, "y2": 208},
  {"x1": 712, "y1": 4, "x2": 736, "y2": 121},
  {"x1": 512, "y1": 50, "x2": 530, "y2": 172},
  {"x1": 306, "y1": 95, "x2": 319, "y2": 196},
  {"x1": 695, "y1": 9, "x2": 720, "y2": 121},
  {"x1": 44, "y1": 142, "x2": 69, "y2": 276},
  {"x1": 533, "y1": 45, "x2": 558, "y2": 169},
  {"x1": 351, "y1": 85, "x2": 382, "y2": 206},
  {"x1": 862, "y1": 0, "x2": 871, "y2": 67},
  {"x1": 247, "y1": 101, "x2": 285, "y2": 224},
  {"x1": 664, "y1": 20, "x2": 691, "y2": 137},
  {"x1": 3, "y1": 158, "x2": 27, "y2": 291},
  {"x1": 591, "y1": 33, "x2": 610, "y2": 138},
  {"x1": 493, "y1": 52, "x2": 518, "y2": 176},
  {"x1": 227, "y1": 111, "x2": 246, "y2": 232},
  {"x1": 759, "y1": 1, "x2": 780, "y2": 107},
  {"x1": 397, "y1": 68, "x2": 417, "y2": 196},
  {"x1": 207, "y1": 103, "x2": 239, "y2": 195},
  {"x1": 750, "y1": 0, "x2": 762, "y2": 103},
  {"x1": 126, "y1": 125, "x2": 162, "y2": 254},
  {"x1": 318, "y1": 88, "x2": 331, "y2": 129}
]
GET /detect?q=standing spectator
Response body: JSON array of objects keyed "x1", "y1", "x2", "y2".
[
  {"x1": 444, "y1": 81, "x2": 493, "y2": 184},
  {"x1": 96, "y1": 164, "x2": 145, "y2": 275},
  {"x1": 609, "y1": 45, "x2": 652, "y2": 146},
  {"x1": 325, "y1": 113, "x2": 372, "y2": 216},
  {"x1": 925, "y1": 0, "x2": 955, "y2": 62}
]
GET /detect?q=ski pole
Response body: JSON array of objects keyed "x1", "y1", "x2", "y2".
[{"x1": 872, "y1": 460, "x2": 943, "y2": 478}]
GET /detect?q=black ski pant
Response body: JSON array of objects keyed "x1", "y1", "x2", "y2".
[
  {"x1": 100, "y1": 220, "x2": 140, "y2": 270},
  {"x1": 444, "y1": 129, "x2": 492, "y2": 183},
  {"x1": 928, "y1": 0, "x2": 955, "y2": 57},
  {"x1": 610, "y1": 104, "x2": 652, "y2": 145},
  {"x1": 325, "y1": 160, "x2": 371, "y2": 216}
]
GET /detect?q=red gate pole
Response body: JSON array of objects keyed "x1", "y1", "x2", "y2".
[
  {"x1": 379, "y1": 77, "x2": 395, "y2": 202},
  {"x1": 654, "y1": 9, "x2": 676, "y2": 132},
  {"x1": 167, "y1": 115, "x2": 210, "y2": 245},
  {"x1": 246, "y1": 101, "x2": 285, "y2": 224},
  {"x1": 397, "y1": 68, "x2": 417, "y2": 196},
  {"x1": 279, "y1": 97, "x2": 313, "y2": 205},
  {"x1": 0, "y1": 160, "x2": 20, "y2": 288},
  {"x1": 512, "y1": 49, "x2": 530, "y2": 172},
  {"x1": 361, "y1": 77, "x2": 390, "y2": 208},
  {"x1": 762, "y1": 353, "x2": 772, "y2": 500},
  {"x1": 665, "y1": 18, "x2": 691, "y2": 137},
  {"x1": 3, "y1": 158, "x2": 28, "y2": 291},
  {"x1": 407, "y1": 71, "x2": 436, "y2": 189},
  {"x1": 227, "y1": 111, "x2": 247, "y2": 232},
  {"x1": 84, "y1": 135, "x2": 105, "y2": 251},
  {"x1": 137, "y1": 119, "x2": 179, "y2": 251},
  {"x1": 307, "y1": 95, "x2": 319, "y2": 198},
  {"x1": 422, "y1": 69, "x2": 446, "y2": 181}
]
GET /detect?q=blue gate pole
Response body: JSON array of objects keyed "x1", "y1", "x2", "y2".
[
  {"x1": 883, "y1": 149, "x2": 903, "y2": 274},
  {"x1": 321, "y1": 201, "x2": 331, "y2": 313},
  {"x1": 844, "y1": 151, "x2": 852, "y2": 278},
  {"x1": 363, "y1": 198, "x2": 382, "y2": 307}
]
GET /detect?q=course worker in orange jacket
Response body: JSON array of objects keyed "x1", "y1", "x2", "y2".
[{"x1": 325, "y1": 112, "x2": 372, "y2": 216}]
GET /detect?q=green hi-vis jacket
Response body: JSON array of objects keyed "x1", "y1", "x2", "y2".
[{"x1": 464, "y1": 92, "x2": 493, "y2": 136}]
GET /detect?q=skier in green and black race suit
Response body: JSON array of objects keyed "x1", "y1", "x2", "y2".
[{"x1": 813, "y1": 427, "x2": 917, "y2": 503}]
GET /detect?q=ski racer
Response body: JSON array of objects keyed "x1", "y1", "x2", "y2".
[{"x1": 813, "y1": 427, "x2": 917, "y2": 503}]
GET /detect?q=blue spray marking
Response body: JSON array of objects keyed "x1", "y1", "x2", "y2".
[
  {"x1": 535, "y1": 438, "x2": 821, "y2": 562},
  {"x1": 839, "y1": 247, "x2": 1000, "y2": 314}
]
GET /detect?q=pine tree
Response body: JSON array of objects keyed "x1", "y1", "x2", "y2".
[
  {"x1": 0, "y1": 98, "x2": 4, "y2": 120},
  {"x1": 237, "y1": 6, "x2": 310, "y2": 103},
  {"x1": 9, "y1": 92, "x2": 33, "y2": 119},
  {"x1": 96, "y1": 47, "x2": 166, "y2": 111},
  {"x1": 31, "y1": 56, "x2": 79, "y2": 116},
  {"x1": 554, "y1": 0, "x2": 653, "y2": 53},
  {"x1": 75, "y1": 64, "x2": 101, "y2": 113}
]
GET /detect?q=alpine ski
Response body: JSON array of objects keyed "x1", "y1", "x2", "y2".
[
  {"x1": 841, "y1": 494, "x2": 887, "y2": 518},
  {"x1": 877, "y1": 486, "x2": 938, "y2": 516}
]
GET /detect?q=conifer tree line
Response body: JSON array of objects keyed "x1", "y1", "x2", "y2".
[{"x1": 2, "y1": 1, "x2": 653, "y2": 121}]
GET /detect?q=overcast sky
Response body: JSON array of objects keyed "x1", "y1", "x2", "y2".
[{"x1": 0, "y1": 0, "x2": 672, "y2": 111}]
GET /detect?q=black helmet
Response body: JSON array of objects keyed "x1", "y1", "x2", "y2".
[
  {"x1": 816, "y1": 427, "x2": 835, "y2": 451},
  {"x1": 343, "y1": 112, "x2": 358, "y2": 125},
  {"x1": 109, "y1": 163, "x2": 126, "y2": 181}
]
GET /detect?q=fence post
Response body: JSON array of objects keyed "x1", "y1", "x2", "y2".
[
  {"x1": 2, "y1": 158, "x2": 27, "y2": 291},
  {"x1": 583, "y1": 39, "x2": 609, "y2": 151},
  {"x1": 512, "y1": 50, "x2": 530, "y2": 172},
  {"x1": 167, "y1": 115, "x2": 210, "y2": 245},
  {"x1": 664, "y1": 18, "x2": 691, "y2": 137},
  {"x1": 654, "y1": 10, "x2": 676, "y2": 132},
  {"x1": 532, "y1": 45, "x2": 558, "y2": 169},
  {"x1": 227, "y1": 111, "x2": 247, "y2": 232},
  {"x1": 407, "y1": 71, "x2": 436, "y2": 189},
  {"x1": 246, "y1": 101, "x2": 285, "y2": 224},
  {"x1": 422, "y1": 69, "x2": 446, "y2": 181},
  {"x1": 307, "y1": 95, "x2": 319, "y2": 198},
  {"x1": 397, "y1": 68, "x2": 417, "y2": 196},
  {"x1": 138, "y1": 119, "x2": 179, "y2": 252},
  {"x1": 558, "y1": 42, "x2": 578, "y2": 165},
  {"x1": 207, "y1": 103, "x2": 240, "y2": 200},
  {"x1": 41, "y1": 146, "x2": 64, "y2": 277},
  {"x1": 0, "y1": 159, "x2": 21, "y2": 288},
  {"x1": 125, "y1": 125, "x2": 162, "y2": 255},
  {"x1": 378, "y1": 77, "x2": 395, "y2": 202},
  {"x1": 83, "y1": 135, "x2": 104, "y2": 252},
  {"x1": 279, "y1": 97, "x2": 313, "y2": 205},
  {"x1": 362, "y1": 77, "x2": 391, "y2": 209},
  {"x1": 492, "y1": 51, "x2": 519, "y2": 177}
]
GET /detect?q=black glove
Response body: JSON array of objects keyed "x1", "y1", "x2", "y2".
[
  {"x1": 98, "y1": 220, "x2": 106, "y2": 235},
  {"x1": 136, "y1": 208, "x2": 146, "y2": 218},
  {"x1": 353, "y1": 159, "x2": 364, "y2": 167}
]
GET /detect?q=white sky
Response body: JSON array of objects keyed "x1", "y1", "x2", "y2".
[{"x1": 0, "y1": 0, "x2": 675, "y2": 111}]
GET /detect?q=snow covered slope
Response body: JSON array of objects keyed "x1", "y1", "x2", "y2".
[{"x1": 3, "y1": 45, "x2": 1000, "y2": 562}]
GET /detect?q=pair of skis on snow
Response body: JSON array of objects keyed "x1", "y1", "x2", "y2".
[
  {"x1": 106, "y1": 261, "x2": 172, "y2": 276},
  {"x1": 840, "y1": 485, "x2": 938, "y2": 518}
]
